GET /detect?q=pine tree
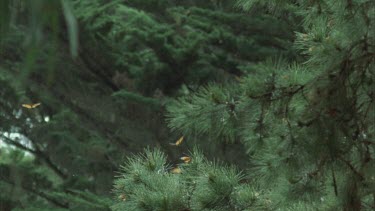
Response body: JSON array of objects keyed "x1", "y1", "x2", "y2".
[
  {"x1": 113, "y1": 0, "x2": 374, "y2": 210},
  {"x1": 72, "y1": 0, "x2": 297, "y2": 164},
  {"x1": 74, "y1": 0, "x2": 296, "y2": 96},
  {"x1": 1, "y1": 0, "x2": 296, "y2": 210}
]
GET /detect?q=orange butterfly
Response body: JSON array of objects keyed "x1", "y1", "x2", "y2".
[
  {"x1": 22, "y1": 103, "x2": 41, "y2": 109},
  {"x1": 170, "y1": 167, "x2": 182, "y2": 174},
  {"x1": 180, "y1": 156, "x2": 191, "y2": 163},
  {"x1": 170, "y1": 136, "x2": 184, "y2": 146}
]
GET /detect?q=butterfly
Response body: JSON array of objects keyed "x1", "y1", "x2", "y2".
[
  {"x1": 118, "y1": 194, "x2": 126, "y2": 201},
  {"x1": 180, "y1": 156, "x2": 191, "y2": 163},
  {"x1": 169, "y1": 136, "x2": 184, "y2": 146},
  {"x1": 170, "y1": 167, "x2": 182, "y2": 174},
  {"x1": 22, "y1": 103, "x2": 41, "y2": 109}
]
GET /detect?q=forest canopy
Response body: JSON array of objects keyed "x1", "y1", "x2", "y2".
[{"x1": 0, "y1": 0, "x2": 374, "y2": 210}]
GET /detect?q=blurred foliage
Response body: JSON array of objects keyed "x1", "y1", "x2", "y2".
[
  {"x1": 3, "y1": 0, "x2": 371, "y2": 210},
  {"x1": 0, "y1": 0, "x2": 296, "y2": 210}
]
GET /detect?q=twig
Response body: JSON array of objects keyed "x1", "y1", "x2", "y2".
[
  {"x1": 1, "y1": 135, "x2": 36, "y2": 154},
  {"x1": 1, "y1": 134, "x2": 68, "y2": 180},
  {"x1": 338, "y1": 156, "x2": 364, "y2": 180},
  {"x1": 331, "y1": 167, "x2": 338, "y2": 196}
]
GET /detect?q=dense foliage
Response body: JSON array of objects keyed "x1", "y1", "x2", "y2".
[{"x1": 0, "y1": 0, "x2": 374, "y2": 210}]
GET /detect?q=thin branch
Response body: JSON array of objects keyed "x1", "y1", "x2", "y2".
[
  {"x1": 1, "y1": 134, "x2": 68, "y2": 180},
  {"x1": 249, "y1": 85, "x2": 305, "y2": 101},
  {"x1": 338, "y1": 156, "x2": 364, "y2": 180},
  {"x1": 1, "y1": 177, "x2": 69, "y2": 209},
  {"x1": 0, "y1": 135, "x2": 36, "y2": 154},
  {"x1": 33, "y1": 146, "x2": 69, "y2": 180},
  {"x1": 331, "y1": 167, "x2": 338, "y2": 196}
]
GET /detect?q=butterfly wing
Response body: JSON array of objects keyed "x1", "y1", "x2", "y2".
[
  {"x1": 169, "y1": 136, "x2": 184, "y2": 146},
  {"x1": 22, "y1": 104, "x2": 32, "y2": 109},
  {"x1": 171, "y1": 167, "x2": 182, "y2": 174},
  {"x1": 31, "y1": 103, "x2": 41, "y2": 108},
  {"x1": 22, "y1": 103, "x2": 41, "y2": 109},
  {"x1": 180, "y1": 156, "x2": 191, "y2": 163},
  {"x1": 175, "y1": 136, "x2": 184, "y2": 146}
]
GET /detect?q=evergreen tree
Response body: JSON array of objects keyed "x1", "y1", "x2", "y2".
[
  {"x1": 113, "y1": 0, "x2": 374, "y2": 210},
  {"x1": 2, "y1": 0, "x2": 372, "y2": 210},
  {"x1": 1, "y1": 0, "x2": 295, "y2": 210}
]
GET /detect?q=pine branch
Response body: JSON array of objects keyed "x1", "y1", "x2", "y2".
[
  {"x1": 249, "y1": 85, "x2": 305, "y2": 101},
  {"x1": 1, "y1": 133, "x2": 69, "y2": 180},
  {"x1": 0, "y1": 135, "x2": 36, "y2": 154},
  {"x1": 36, "y1": 148, "x2": 69, "y2": 180},
  {"x1": 1, "y1": 177, "x2": 69, "y2": 209},
  {"x1": 338, "y1": 156, "x2": 364, "y2": 181},
  {"x1": 21, "y1": 130, "x2": 70, "y2": 180}
]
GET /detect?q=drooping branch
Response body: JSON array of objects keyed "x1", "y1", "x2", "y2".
[
  {"x1": 1, "y1": 134, "x2": 68, "y2": 180},
  {"x1": 35, "y1": 147, "x2": 69, "y2": 180},
  {"x1": 0, "y1": 135, "x2": 36, "y2": 154},
  {"x1": 0, "y1": 176, "x2": 69, "y2": 209}
]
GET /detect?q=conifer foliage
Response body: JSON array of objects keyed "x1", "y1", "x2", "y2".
[
  {"x1": 113, "y1": 0, "x2": 375, "y2": 210},
  {"x1": 113, "y1": 148, "x2": 272, "y2": 211},
  {"x1": 0, "y1": 0, "x2": 294, "y2": 210},
  {"x1": 73, "y1": 0, "x2": 295, "y2": 95},
  {"x1": 0, "y1": 0, "x2": 373, "y2": 210}
]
